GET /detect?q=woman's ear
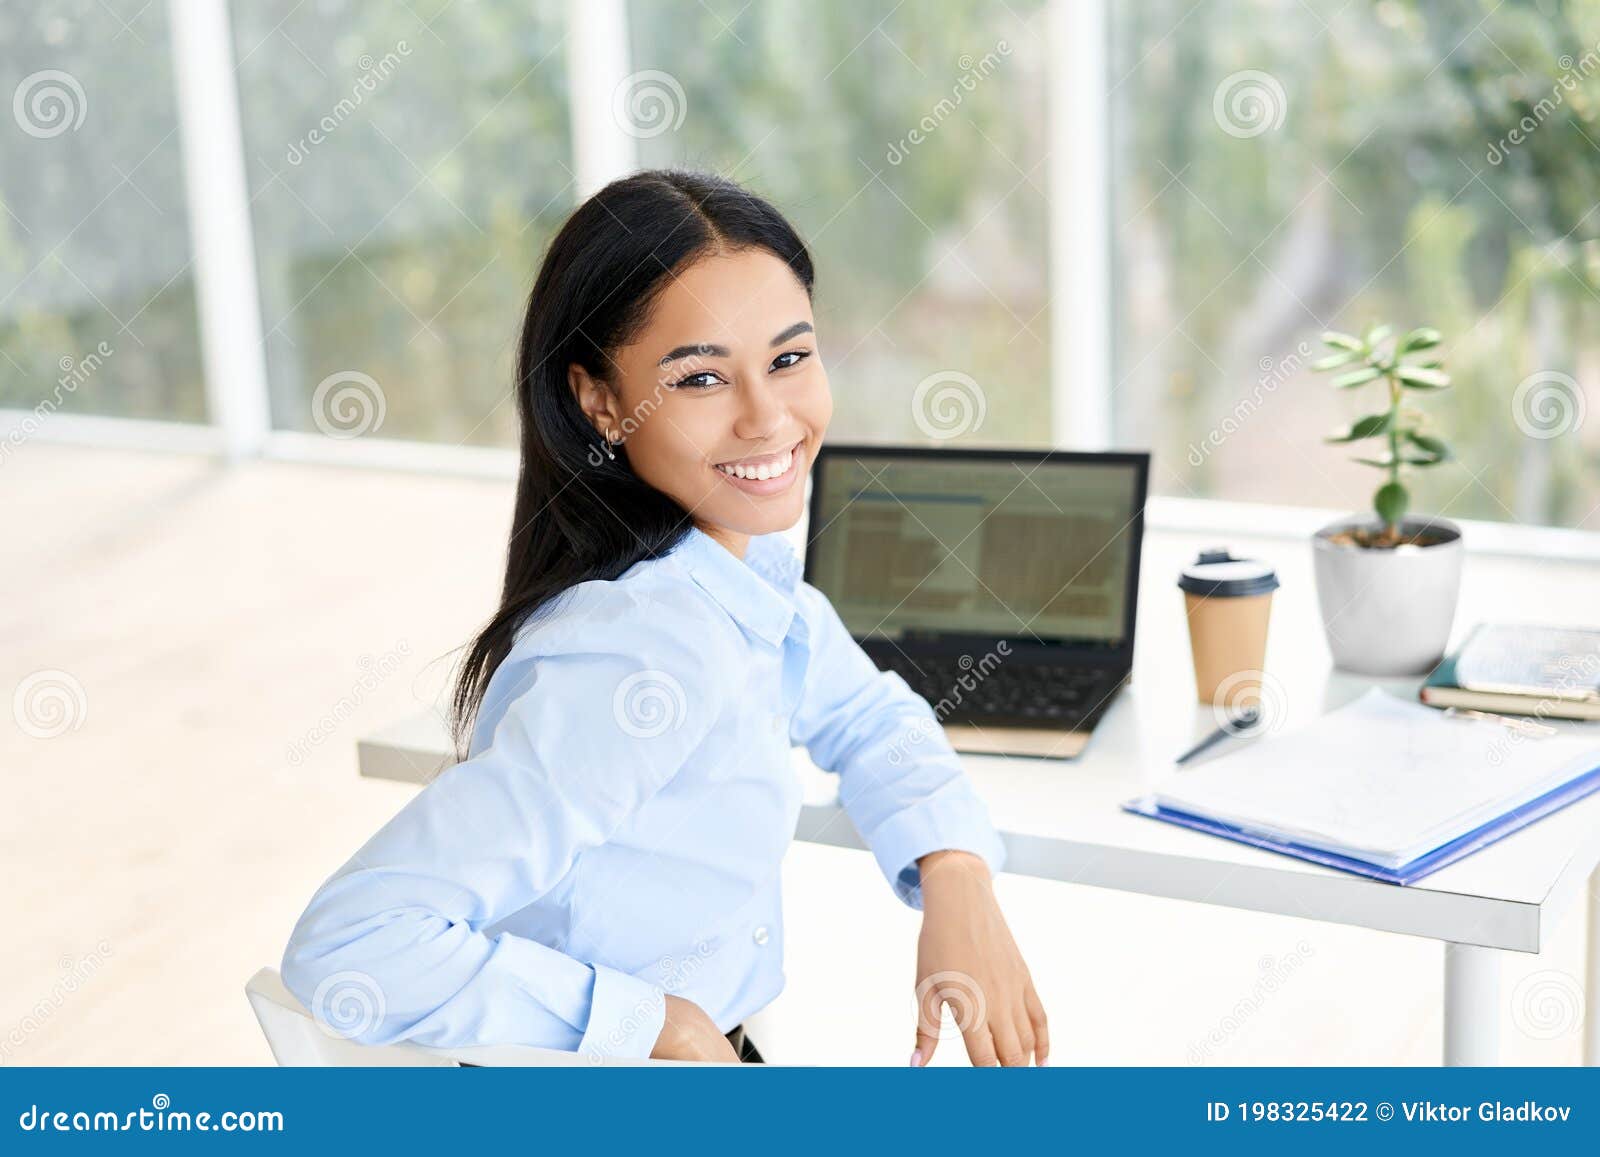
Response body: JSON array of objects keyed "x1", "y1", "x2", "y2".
[{"x1": 568, "y1": 363, "x2": 623, "y2": 441}]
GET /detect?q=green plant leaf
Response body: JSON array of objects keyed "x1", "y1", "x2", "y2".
[
  {"x1": 1393, "y1": 364, "x2": 1451, "y2": 389},
  {"x1": 1356, "y1": 451, "x2": 1445, "y2": 469},
  {"x1": 1397, "y1": 327, "x2": 1442, "y2": 353},
  {"x1": 1330, "y1": 365, "x2": 1383, "y2": 389},
  {"x1": 1405, "y1": 431, "x2": 1451, "y2": 462},
  {"x1": 1374, "y1": 480, "x2": 1409, "y2": 529},
  {"x1": 1320, "y1": 330, "x2": 1364, "y2": 352},
  {"x1": 1364, "y1": 323, "x2": 1394, "y2": 346},
  {"x1": 1310, "y1": 350, "x2": 1360, "y2": 371},
  {"x1": 1326, "y1": 412, "x2": 1393, "y2": 442}
]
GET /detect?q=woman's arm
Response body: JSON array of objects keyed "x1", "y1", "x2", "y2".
[
  {"x1": 281, "y1": 618, "x2": 727, "y2": 1062},
  {"x1": 789, "y1": 584, "x2": 1046, "y2": 1066},
  {"x1": 788, "y1": 584, "x2": 1006, "y2": 901}
]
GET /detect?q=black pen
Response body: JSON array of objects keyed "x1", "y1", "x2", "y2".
[{"x1": 1175, "y1": 707, "x2": 1261, "y2": 766}]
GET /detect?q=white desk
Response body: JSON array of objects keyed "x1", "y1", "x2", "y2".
[{"x1": 356, "y1": 526, "x2": 1600, "y2": 1066}]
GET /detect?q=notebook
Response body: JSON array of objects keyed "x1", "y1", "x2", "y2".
[
  {"x1": 1124, "y1": 688, "x2": 1600, "y2": 882},
  {"x1": 1421, "y1": 623, "x2": 1600, "y2": 720}
]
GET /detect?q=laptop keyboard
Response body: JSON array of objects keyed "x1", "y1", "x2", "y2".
[{"x1": 875, "y1": 654, "x2": 1119, "y2": 729}]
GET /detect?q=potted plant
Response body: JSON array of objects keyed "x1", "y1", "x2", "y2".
[{"x1": 1307, "y1": 323, "x2": 1464, "y2": 676}]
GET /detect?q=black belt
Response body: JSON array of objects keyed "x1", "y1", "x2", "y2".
[{"x1": 724, "y1": 1023, "x2": 764, "y2": 1064}]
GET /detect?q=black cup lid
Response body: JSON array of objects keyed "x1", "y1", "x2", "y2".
[{"x1": 1177, "y1": 549, "x2": 1280, "y2": 598}]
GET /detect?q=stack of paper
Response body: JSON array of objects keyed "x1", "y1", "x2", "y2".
[{"x1": 1147, "y1": 689, "x2": 1600, "y2": 872}]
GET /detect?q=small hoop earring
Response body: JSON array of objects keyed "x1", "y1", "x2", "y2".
[{"x1": 602, "y1": 429, "x2": 618, "y2": 461}]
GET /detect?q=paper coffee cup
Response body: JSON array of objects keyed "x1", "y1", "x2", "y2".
[{"x1": 1177, "y1": 550, "x2": 1279, "y2": 705}]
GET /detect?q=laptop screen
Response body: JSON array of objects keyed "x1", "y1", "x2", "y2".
[{"x1": 806, "y1": 449, "x2": 1147, "y2": 650}]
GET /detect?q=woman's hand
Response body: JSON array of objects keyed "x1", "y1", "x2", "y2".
[
  {"x1": 911, "y1": 849, "x2": 1049, "y2": 1067},
  {"x1": 649, "y1": 994, "x2": 742, "y2": 1063}
]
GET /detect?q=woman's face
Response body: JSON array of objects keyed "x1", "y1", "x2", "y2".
[{"x1": 573, "y1": 247, "x2": 832, "y2": 554}]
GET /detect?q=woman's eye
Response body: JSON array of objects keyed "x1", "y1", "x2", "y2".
[
  {"x1": 672, "y1": 371, "x2": 723, "y2": 390},
  {"x1": 771, "y1": 350, "x2": 811, "y2": 372}
]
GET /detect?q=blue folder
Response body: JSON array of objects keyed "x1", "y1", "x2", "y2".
[{"x1": 1123, "y1": 760, "x2": 1600, "y2": 885}]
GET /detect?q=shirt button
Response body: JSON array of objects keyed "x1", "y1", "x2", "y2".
[{"x1": 752, "y1": 925, "x2": 770, "y2": 946}]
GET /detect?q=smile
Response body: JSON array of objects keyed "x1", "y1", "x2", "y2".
[{"x1": 714, "y1": 441, "x2": 804, "y2": 493}]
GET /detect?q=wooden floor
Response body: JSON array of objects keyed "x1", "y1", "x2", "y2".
[{"x1": 1, "y1": 443, "x2": 1589, "y2": 1065}]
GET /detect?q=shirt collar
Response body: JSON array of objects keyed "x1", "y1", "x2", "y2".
[{"x1": 672, "y1": 527, "x2": 801, "y2": 647}]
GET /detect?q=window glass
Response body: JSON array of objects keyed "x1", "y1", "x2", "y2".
[
  {"x1": 1113, "y1": 0, "x2": 1600, "y2": 528},
  {"x1": 0, "y1": 2, "x2": 204, "y2": 424},
  {"x1": 232, "y1": 0, "x2": 572, "y2": 445},
  {"x1": 627, "y1": 0, "x2": 1050, "y2": 447}
]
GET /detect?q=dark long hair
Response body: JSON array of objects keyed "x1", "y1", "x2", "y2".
[{"x1": 451, "y1": 169, "x2": 816, "y2": 752}]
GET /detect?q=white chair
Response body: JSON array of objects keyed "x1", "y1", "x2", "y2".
[{"x1": 244, "y1": 967, "x2": 679, "y2": 1066}]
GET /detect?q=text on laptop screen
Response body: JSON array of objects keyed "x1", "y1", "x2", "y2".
[{"x1": 808, "y1": 453, "x2": 1142, "y2": 646}]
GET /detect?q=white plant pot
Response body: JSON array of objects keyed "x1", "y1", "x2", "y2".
[{"x1": 1311, "y1": 515, "x2": 1464, "y2": 676}]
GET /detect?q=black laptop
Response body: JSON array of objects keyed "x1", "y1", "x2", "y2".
[{"x1": 804, "y1": 445, "x2": 1150, "y2": 759}]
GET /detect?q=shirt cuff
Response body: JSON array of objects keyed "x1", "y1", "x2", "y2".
[
  {"x1": 864, "y1": 791, "x2": 1007, "y2": 909},
  {"x1": 577, "y1": 963, "x2": 669, "y2": 1063}
]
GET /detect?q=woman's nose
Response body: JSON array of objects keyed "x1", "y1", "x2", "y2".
[{"x1": 731, "y1": 377, "x2": 786, "y2": 444}]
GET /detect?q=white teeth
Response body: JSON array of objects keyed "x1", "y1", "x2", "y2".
[{"x1": 718, "y1": 447, "x2": 795, "y2": 482}]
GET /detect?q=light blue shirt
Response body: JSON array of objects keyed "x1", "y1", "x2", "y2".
[{"x1": 281, "y1": 527, "x2": 1005, "y2": 1061}]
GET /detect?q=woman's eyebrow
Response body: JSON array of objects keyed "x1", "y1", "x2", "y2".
[
  {"x1": 658, "y1": 342, "x2": 730, "y2": 367},
  {"x1": 769, "y1": 321, "x2": 814, "y2": 346},
  {"x1": 656, "y1": 322, "x2": 812, "y2": 367}
]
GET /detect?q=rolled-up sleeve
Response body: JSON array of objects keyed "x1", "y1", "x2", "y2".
[
  {"x1": 280, "y1": 611, "x2": 720, "y2": 1060},
  {"x1": 789, "y1": 585, "x2": 1006, "y2": 908}
]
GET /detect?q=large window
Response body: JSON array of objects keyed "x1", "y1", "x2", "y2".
[
  {"x1": 5, "y1": 0, "x2": 1596, "y2": 540},
  {"x1": 1113, "y1": 0, "x2": 1600, "y2": 528},
  {"x1": 626, "y1": 0, "x2": 1050, "y2": 446},
  {"x1": 0, "y1": 2, "x2": 204, "y2": 422},
  {"x1": 231, "y1": 1, "x2": 572, "y2": 446}
]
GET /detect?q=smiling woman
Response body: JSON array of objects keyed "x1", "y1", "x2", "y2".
[
  {"x1": 455, "y1": 170, "x2": 823, "y2": 722},
  {"x1": 278, "y1": 169, "x2": 1050, "y2": 1068}
]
